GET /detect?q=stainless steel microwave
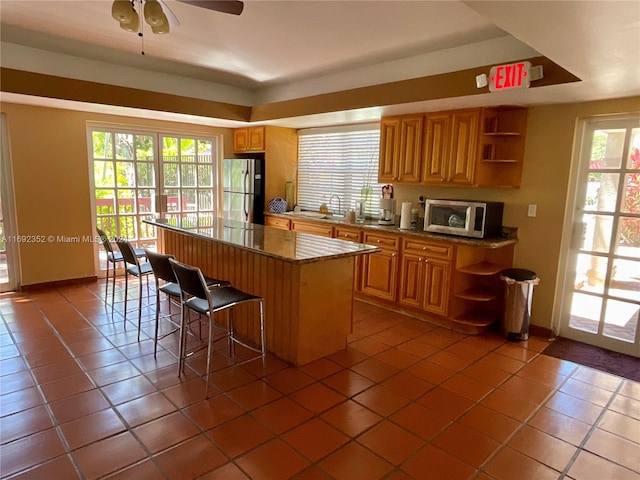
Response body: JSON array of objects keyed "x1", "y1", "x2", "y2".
[{"x1": 424, "y1": 199, "x2": 504, "y2": 238}]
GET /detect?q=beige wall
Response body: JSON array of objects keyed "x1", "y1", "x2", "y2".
[
  {"x1": 1, "y1": 103, "x2": 234, "y2": 286},
  {"x1": 394, "y1": 96, "x2": 640, "y2": 330},
  {"x1": 264, "y1": 126, "x2": 298, "y2": 204}
]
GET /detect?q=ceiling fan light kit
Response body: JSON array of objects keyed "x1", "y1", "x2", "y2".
[
  {"x1": 110, "y1": 0, "x2": 244, "y2": 41},
  {"x1": 144, "y1": 0, "x2": 169, "y2": 31},
  {"x1": 111, "y1": 0, "x2": 134, "y2": 23},
  {"x1": 119, "y1": 11, "x2": 139, "y2": 33},
  {"x1": 112, "y1": 0, "x2": 170, "y2": 35}
]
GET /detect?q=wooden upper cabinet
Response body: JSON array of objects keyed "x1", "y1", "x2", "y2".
[
  {"x1": 397, "y1": 115, "x2": 423, "y2": 183},
  {"x1": 378, "y1": 117, "x2": 400, "y2": 182},
  {"x1": 234, "y1": 126, "x2": 265, "y2": 152},
  {"x1": 378, "y1": 114, "x2": 423, "y2": 183},
  {"x1": 422, "y1": 112, "x2": 452, "y2": 184},
  {"x1": 449, "y1": 109, "x2": 480, "y2": 185},
  {"x1": 380, "y1": 106, "x2": 526, "y2": 188},
  {"x1": 422, "y1": 109, "x2": 479, "y2": 185}
]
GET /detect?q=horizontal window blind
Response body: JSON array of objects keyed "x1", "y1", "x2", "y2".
[{"x1": 298, "y1": 126, "x2": 382, "y2": 218}]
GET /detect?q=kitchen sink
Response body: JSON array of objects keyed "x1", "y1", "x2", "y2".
[
  {"x1": 291, "y1": 211, "x2": 327, "y2": 219},
  {"x1": 283, "y1": 211, "x2": 344, "y2": 220}
]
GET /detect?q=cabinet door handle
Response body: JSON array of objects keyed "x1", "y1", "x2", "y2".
[
  {"x1": 418, "y1": 257, "x2": 423, "y2": 262},
  {"x1": 424, "y1": 259, "x2": 429, "y2": 263},
  {"x1": 391, "y1": 253, "x2": 397, "y2": 257}
]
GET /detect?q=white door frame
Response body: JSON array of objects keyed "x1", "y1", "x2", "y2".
[
  {"x1": 553, "y1": 114, "x2": 640, "y2": 356},
  {"x1": 0, "y1": 113, "x2": 20, "y2": 292}
]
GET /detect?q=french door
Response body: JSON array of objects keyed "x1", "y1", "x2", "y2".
[
  {"x1": 559, "y1": 116, "x2": 640, "y2": 356},
  {"x1": 89, "y1": 126, "x2": 219, "y2": 272}
]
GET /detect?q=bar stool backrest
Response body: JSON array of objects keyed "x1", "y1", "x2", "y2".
[
  {"x1": 96, "y1": 228, "x2": 115, "y2": 254},
  {"x1": 169, "y1": 258, "x2": 210, "y2": 302},
  {"x1": 115, "y1": 238, "x2": 140, "y2": 267},
  {"x1": 145, "y1": 250, "x2": 177, "y2": 283}
]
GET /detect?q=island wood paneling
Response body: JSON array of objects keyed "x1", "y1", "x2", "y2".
[{"x1": 163, "y1": 229, "x2": 354, "y2": 365}]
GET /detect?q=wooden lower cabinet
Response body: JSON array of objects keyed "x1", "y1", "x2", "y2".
[
  {"x1": 333, "y1": 226, "x2": 364, "y2": 294},
  {"x1": 291, "y1": 219, "x2": 333, "y2": 237},
  {"x1": 334, "y1": 226, "x2": 362, "y2": 242},
  {"x1": 265, "y1": 216, "x2": 291, "y2": 230},
  {"x1": 360, "y1": 232, "x2": 399, "y2": 301},
  {"x1": 264, "y1": 214, "x2": 515, "y2": 333},
  {"x1": 398, "y1": 239, "x2": 452, "y2": 316}
]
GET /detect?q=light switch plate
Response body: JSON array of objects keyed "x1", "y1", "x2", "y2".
[{"x1": 528, "y1": 204, "x2": 537, "y2": 217}]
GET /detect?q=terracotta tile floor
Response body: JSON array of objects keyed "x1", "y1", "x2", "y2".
[{"x1": 1, "y1": 281, "x2": 640, "y2": 479}]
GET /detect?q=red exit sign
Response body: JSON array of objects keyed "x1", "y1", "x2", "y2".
[{"x1": 489, "y1": 61, "x2": 532, "y2": 92}]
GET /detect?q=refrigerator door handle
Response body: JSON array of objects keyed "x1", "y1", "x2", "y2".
[
  {"x1": 243, "y1": 167, "x2": 250, "y2": 193},
  {"x1": 244, "y1": 168, "x2": 250, "y2": 221}
]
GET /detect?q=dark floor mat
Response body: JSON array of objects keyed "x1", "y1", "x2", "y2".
[{"x1": 543, "y1": 337, "x2": 640, "y2": 382}]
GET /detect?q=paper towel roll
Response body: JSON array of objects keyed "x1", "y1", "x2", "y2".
[{"x1": 399, "y1": 202, "x2": 412, "y2": 229}]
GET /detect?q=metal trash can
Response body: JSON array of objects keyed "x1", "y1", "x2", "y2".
[{"x1": 500, "y1": 268, "x2": 540, "y2": 341}]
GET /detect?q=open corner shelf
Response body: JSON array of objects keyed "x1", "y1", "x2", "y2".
[
  {"x1": 481, "y1": 158, "x2": 519, "y2": 163},
  {"x1": 451, "y1": 310, "x2": 498, "y2": 334},
  {"x1": 456, "y1": 261, "x2": 504, "y2": 276},
  {"x1": 455, "y1": 287, "x2": 497, "y2": 302},
  {"x1": 482, "y1": 132, "x2": 523, "y2": 137}
]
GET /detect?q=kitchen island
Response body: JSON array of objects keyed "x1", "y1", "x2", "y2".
[{"x1": 145, "y1": 217, "x2": 380, "y2": 365}]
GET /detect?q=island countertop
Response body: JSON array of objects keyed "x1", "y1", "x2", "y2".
[
  {"x1": 147, "y1": 216, "x2": 380, "y2": 365},
  {"x1": 145, "y1": 217, "x2": 380, "y2": 264}
]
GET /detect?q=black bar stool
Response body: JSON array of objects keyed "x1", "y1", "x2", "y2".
[
  {"x1": 115, "y1": 238, "x2": 153, "y2": 340},
  {"x1": 96, "y1": 227, "x2": 145, "y2": 313},
  {"x1": 169, "y1": 258, "x2": 265, "y2": 394},
  {"x1": 144, "y1": 249, "x2": 230, "y2": 357}
]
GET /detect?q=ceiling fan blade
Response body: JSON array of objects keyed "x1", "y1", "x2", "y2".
[
  {"x1": 175, "y1": 0, "x2": 244, "y2": 16},
  {"x1": 157, "y1": 0, "x2": 181, "y2": 27}
]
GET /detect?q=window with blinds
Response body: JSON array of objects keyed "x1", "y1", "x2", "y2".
[{"x1": 297, "y1": 125, "x2": 383, "y2": 218}]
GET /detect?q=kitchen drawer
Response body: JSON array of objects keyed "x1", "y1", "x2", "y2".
[
  {"x1": 403, "y1": 239, "x2": 453, "y2": 260},
  {"x1": 363, "y1": 232, "x2": 400, "y2": 250},
  {"x1": 265, "y1": 216, "x2": 291, "y2": 230},
  {"x1": 334, "y1": 227, "x2": 362, "y2": 243},
  {"x1": 291, "y1": 220, "x2": 334, "y2": 237}
]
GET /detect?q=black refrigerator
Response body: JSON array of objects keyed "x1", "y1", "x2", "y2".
[{"x1": 221, "y1": 158, "x2": 265, "y2": 225}]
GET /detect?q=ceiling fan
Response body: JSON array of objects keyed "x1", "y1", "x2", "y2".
[{"x1": 112, "y1": 0, "x2": 244, "y2": 35}]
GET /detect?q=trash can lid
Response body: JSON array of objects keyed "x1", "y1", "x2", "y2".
[{"x1": 500, "y1": 268, "x2": 537, "y2": 281}]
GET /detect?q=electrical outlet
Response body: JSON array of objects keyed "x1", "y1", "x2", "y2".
[{"x1": 528, "y1": 204, "x2": 537, "y2": 217}]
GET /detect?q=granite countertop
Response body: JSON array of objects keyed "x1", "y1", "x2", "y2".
[
  {"x1": 269, "y1": 212, "x2": 518, "y2": 249},
  {"x1": 145, "y1": 217, "x2": 380, "y2": 264}
]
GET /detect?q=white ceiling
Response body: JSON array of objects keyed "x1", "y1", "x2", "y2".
[{"x1": 1, "y1": 0, "x2": 639, "y2": 128}]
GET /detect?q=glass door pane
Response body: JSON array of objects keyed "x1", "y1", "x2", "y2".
[
  {"x1": 159, "y1": 136, "x2": 217, "y2": 222},
  {"x1": 561, "y1": 119, "x2": 640, "y2": 356},
  {"x1": 92, "y1": 129, "x2": 158, "y2": 269}
]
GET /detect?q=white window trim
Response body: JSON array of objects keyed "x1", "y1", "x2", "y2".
[{"x1": 297, "y1": 123, "x2": 382, "y2": 218}]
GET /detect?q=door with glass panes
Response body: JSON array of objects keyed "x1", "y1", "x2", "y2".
[
  {"x1": 90, "y1": 128, "x2": 218, "y2": 272},
  {"x1": 559, "y1": 117, "x2": 640, "y2": 356}
]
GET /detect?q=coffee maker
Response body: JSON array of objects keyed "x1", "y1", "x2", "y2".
[
  {"x1": 378, "y1": 184, "x2": 395, "y2": 225},
  {"x1": 378, "y1": 198, "x2": 396, "y2": 225}
]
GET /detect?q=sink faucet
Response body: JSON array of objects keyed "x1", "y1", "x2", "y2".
[{"x1": 328, "y1": 195, "x2": 342, "y2": 215}]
